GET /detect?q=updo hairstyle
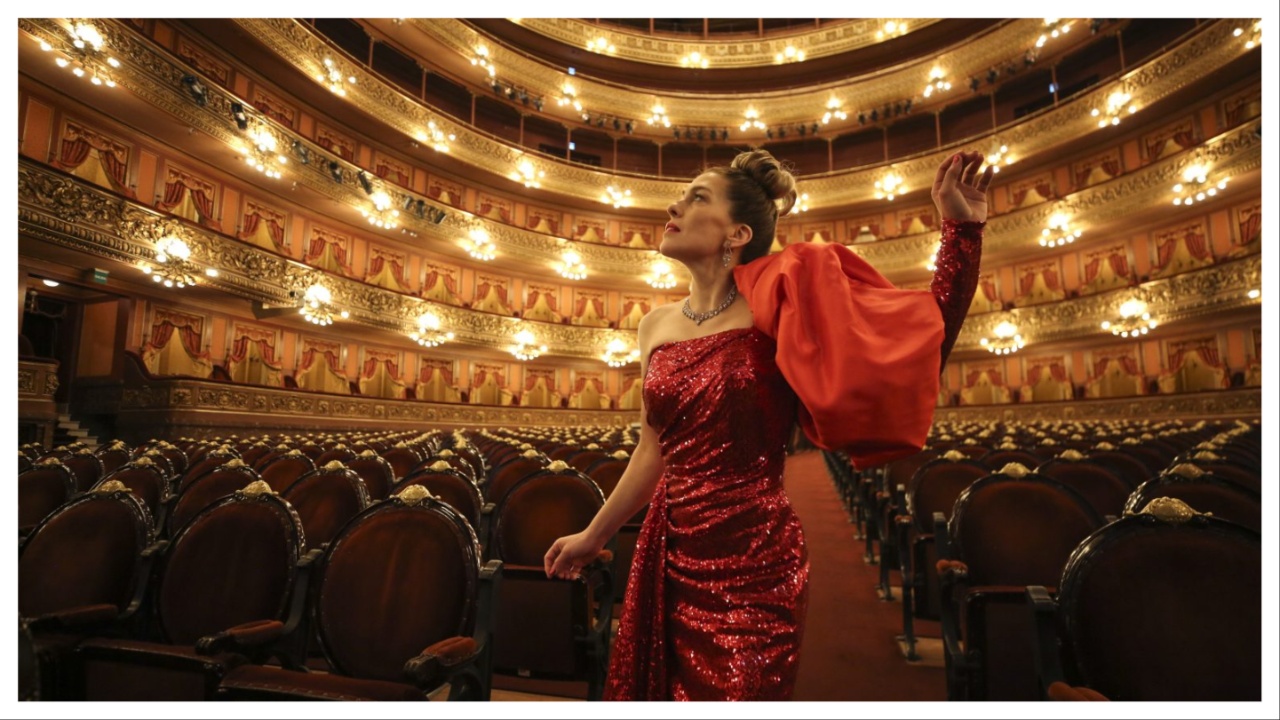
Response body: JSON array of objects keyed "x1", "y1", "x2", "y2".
[{"x1": 707, "y1": 150, "x2": 799, "y2": 264}]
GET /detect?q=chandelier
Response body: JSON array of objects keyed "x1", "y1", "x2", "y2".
[
  {"x1": 462, "y1": 228, "x2": 496, "y2": 261},
  {"x1": 602, "y1": 185, "x2": 632, "y2": 209},
  {"x1": 822, "y1": 98, "x2": 848, "y2": 124},
  {"x1": 140, "y1": 237, "x2": 218, "y2": 289},
  {"x1": 299, "y1": 284, "x2": 347, "y2": 326},
  {"x1": 773, "y1": 44, "x2": 806, "y2": 64},
  {"x1": 510, "y1": 158, "x2": 545, "y2": 189},
  {"x1": 1040, "y1": 212, "x2": 1082, "y2": 247},
  {"x1": 740, "y1": 107, "x2": 766, "y2": 132},
  {"x1": 317, "y1": 57, "x2": 356, "y2": 96},
  {"x1": 558, "y1": 250, "x2": 587, "y2": 281},
  {"x1": 1101, "y1": 299, "x2": 1158, "y2": 337},
  {"x1": 1092, "y1": 88, "x2": 1137, "y2": 127},
  {"x1": 680, "y1": 51, "x2": 709, "y2": 69},
  {"x1": 1234, "y1": 20, "x2": 1261, "y2": 49},
  {"x1": 360, "y1": 190, "x2": 400, "y2": 230},
  {"x1": 789, "y1": 192, "x2": 811, "y2": 215},
  {"x1": 875, "y1": 172, "x2": 904, "y2": 201},
  {"x1": 923, "y1": 67, "x2": 952, "y2": 98},
  {"x1": 876, "y1": 21, "x2": 909, "y2": 40},
  {"x1": 985, "y1": 144, "x2": 1011, "y2": 173},
  {"x1": 418, "y1": 120, "x2": 456, "y2": 153},
  {"x1": 602, "y1": 339, "x2": 640, "y2": 368},
  {"x1": 586, "y1": 37, "x2": 616, "y2": 54},
  {"x1": 240, "y1": 123, "x2": 287, "y2": 179},
  {"x1": 556, "y1": 81, "x2": 582, "y2": 113},
  {"x1": 409, "y1": 312, "x2": 454, "y2": 347},
  {"x1": 647, "y1": 258, "x2": 678, "y2": 290},
  {"x1": 511, "y1": 330, "x2": 547, "y2": 361},
  {"x1": 1171, "y1": 163, "x2": 1228, "y2": 206},
  {"x1": 647, "y1": 102, "x2": 671, "y2": 128},
  {"x1": 38, "y1": 21, "x2": 121, "y2": 88},
  {"x1": 980, "y1": 319, "x2": 1025, "y2": 355},
  {"x1": 471, "y1": 45, "x2": 496, "y2": 77},
  {"x1": 1036, "y1": 19, "x2": 1072, "y2": 48}
]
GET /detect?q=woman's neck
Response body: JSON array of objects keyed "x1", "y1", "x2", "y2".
[{"x1": 685, "y1": 264, "x2": 736, "y2": 313}]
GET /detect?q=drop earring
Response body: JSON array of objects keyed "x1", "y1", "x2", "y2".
[{"x1": 722, "y1": 242, "x2": 732, "y2": 268}]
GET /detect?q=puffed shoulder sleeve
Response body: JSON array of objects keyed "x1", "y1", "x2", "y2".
[{"x1": 733, "y1": 242, "x2": 944, "y2": 469}]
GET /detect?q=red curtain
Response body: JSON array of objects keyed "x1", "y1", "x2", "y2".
[
  {"x1": 574, "y1": 376, "x2": 601, "y2": 394},
  {"x1": 1020, "y1": 269, "x2": 1038, "y2": 296},
  {"x1": 1108, "y1": 249, "x2": 1130, "y2": 279},
  {"x1": 368, "y1": 254, "x2": 385, "y2": 278},
  {"x1": 1082, "y1": 256, "x2": 1103, "y2": 285},
  {"x1": 241, "y1": 211, "x2": 260, "y2": 239},
  {"x1": 241, "y1": 210, "x2": 284, "y2": 248},
  {"x1": 300, "y1": 347, "x2": 341, "y2": 373},
  {"x1": 362, "y1": 357, "x2": 380, "y2": 379},
  {"x1": 1156, "y1": 235, "x2": 1178, "y2": 271},
  {"x1": 525, "y1": 373, "x2": 548, "y2": 392},
  {"x1": 150, "y1": 316, "x2": 207, "y2": 359},
  {"x1": 1101, "y1": 157, "x2": 1121, "y2": 177},
  {"x1": 1239, "y1": 211, "x2": 1261, "y2": 244},
  {"x1": 574, "y1": 295, "x2": 604, "y2": 318},
  {"x1": 1095, "y1": 355, "x2": 1140, "y2": 377},
  {"x1": 375, "y1": 160, "x2": 408, "y2": 186},
  {"x1": 420, "y1": 363, "x2": 454, "y2": 385},
  {"x1": 188, "y1": 186, "x2": 215, "y2": 223},
  {"x1": 57, "y1": 135, "x2": 92, "y2": 169},
  {"x1": 1028, "y1": 361, "x2": 1068, "y2": 385},
  {"x1": 1183, "y1": 230, "x2": 1211, "y2": 261},
  {"x1": 229, "y1": 336, "x2": 281, "y2": 368},
  {"x1": 1172, "y1": 128, "x2": 1196, "y2": 149},
  {"x1": 1042, "y1": 266, "x2": 1060, "y2": 291},
  {"x1": 472, "y1": 369, "x2": 488, "y2": 387},
  {"x1": 159, "y1": 177, "x2": 187, "y2": 208},
  {"x1": 424, "y1": 271, "x2": 458, "y2": 296},
  {"x1": 622, "y1": 375, "x2": 641, "y2": 395}
]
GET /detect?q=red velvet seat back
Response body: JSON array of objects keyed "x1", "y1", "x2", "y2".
[
  {"x1": 169, "y1": 466, "x2": 260, "y2": 536},
  {"x1": 1035, "y1": 461, "x2": 1132, "y2": 517},
  {"x1": 1058, "y1": 514, "x2": 1261, "y2": 700},
  {"x1": 1087, "y1": 450, "x2": 1152, "y2": 489},
  {"x1": 978, "y1": 449, "x2": 1042, "y2": 472},
  {"x1": 454, "y1": 446, "x2": 488, "y2": 485},
  {"x1": 401, "y1": 470, "x2": 483, "y2": 533},
  {"x1": 952, "y1": 474, "x2": 1102, "y2": 587},
  {"x1": 380, "y1": 446, "x2": 423, "y2": 482},
  {"x1": 907, "y1": 459, "x2": 988, "y2": 533},
  {"x1": 258, "y1": 453, "x2": 317, "y2": 493},
  {"x1": 158, "y1": 490, "x2": 302, "y2": 645},
  {"x1": 584, "y1": 458, "x2": 627, "y2": 499},
  {"x1": 19, "y1": 464, "x2": 76, "y2": 531},
  {"x1": 237, "y1": 444, "x2": 272, "y2": 470},
  {"x1": 568, "y1": 450, "x2": 610, "y2": 474},
  {"x1": 1125, "y1": 477, "x2": 1261, "y2": 534},
  {"x1": 62, "y1": 448, "x2": 104, "y2": 491},
  {"x1": 99, "y1": 464, "x2": 168, "y2": 517},
  {"x1": 20, "y1": 490, "x2": 153, "y2": 617},
  {"x1": 281, "y1": 467, "x2": 370, "y2": 549},
  {"x1": 95, "y1": 447, "x2": 133, "y2": 476},
  {"x1": 178, "y1": 451, "x2": 239, "y2": 493},
  {"x1": 316, "y1": 498, "x2": 479, "y2": 681},
  {"x1": 346, "y1": 454, "x2": 396, "y2": 501},
  {"x1": 314, "y1": 448, "x2": 357, "y2": 468},
  {"x1": 884, "y1": 448, "x2": 939, "y2": 492},
  {"x1": 494, "y1": 470, "x2": 605, "y2": 567},
  {"x1": 485, "y1": 457, "x2": 546, "y2": 505}
]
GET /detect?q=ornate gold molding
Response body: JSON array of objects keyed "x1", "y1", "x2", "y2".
[
  {"x1": 235, "y1": 18, "x2": 1251, "y2": 211},
  {"x1": 508, "y1": 18, "x2": 942, "y2": 68},
  {"x1": 933, "y1": 388, "x2": 1261, "y2": 424},
  {"x1": 419, "y1": 19, "x2": 1039, "y2": 121},
  {"x1": 18, "y1": 359, "x2": 60, "y2": 399}
]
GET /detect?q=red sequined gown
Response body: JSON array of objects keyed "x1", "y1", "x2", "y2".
[{"x1": 603, "y1": 220, "x2": 983, "y2": 701}]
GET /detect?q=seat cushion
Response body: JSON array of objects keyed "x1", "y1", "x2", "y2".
[
  {"x1": 220, "y1": 664, "x2": 427, "y2": 701},
  {"x1": 76, "y1": 638, "x2": 244, "y2": 700}
]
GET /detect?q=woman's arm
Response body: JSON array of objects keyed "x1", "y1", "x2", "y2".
[
  {"x1": 545, "y1": 313, "x2": 665, "y2": 579},
  {"x1": 930, "y1": 152, "x2": 993, "y2": 370}
]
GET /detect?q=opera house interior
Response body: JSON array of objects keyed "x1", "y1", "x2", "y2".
[{"x1": 16, "y1": 17, "x2": 1268, "y2": 704}]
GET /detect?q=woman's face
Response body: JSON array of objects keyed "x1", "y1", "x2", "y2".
[{"x1": 660, "y1": 172, "x2": 738, "y2": 263}]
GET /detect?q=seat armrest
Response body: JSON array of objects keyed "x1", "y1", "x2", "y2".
[
  {"x1": 1027, "y1": 585, "x2": 1066, "y2": 699},
  {"x1": 932, "y1": 512, "x2": 950, "y2": 558},
  {"x1": 27, "y1": 603, "x2": 120, "y2": 633},
  {"x1": 404, "y1": 636, "x2": 480, "y2": 689},
  {"x1": 1047, "y1": 681, "x2": 1110, "y2": 701},
  {"x1": 196, "y1": 619, "x2": 285, "y2": 656}
]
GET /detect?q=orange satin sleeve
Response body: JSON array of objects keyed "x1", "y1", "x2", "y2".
[{"x1": 733, "y1": 242, "x2": 944, "y2": 469}]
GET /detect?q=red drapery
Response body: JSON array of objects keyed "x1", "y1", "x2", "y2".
[
  {"x1": 573, "y1": 376, "x2": 602, "y2": 394},
  {"x1": 1020, "y1": 269, "x2": 1039, "y2": 296},
  {"x1": 375, "y1": 160, "x2": 409, "y2": 187},
  {"x1": 1041, "y1": 266, "x2": 1060, "y2": 291},
  {"x1": 525, "y1": 372, "x2": 551, "y2": 392},
  {"x1": 977, "y1": 276, "x2": 998, "y2": 303},
  {"x1": 621, "y1": 298, "x2": 650, "y2": 317},
  {"x1": 621, "y1": 375, "x2": 641, "y2": 395},
  {"x1": 1101, "y1": 157, "x2": 1122, "y2": 177},
  {"x1": 1026, "y1": 360, "x2": 1069, "y2": 385},
  {"x1": 574, "y1": 295, "x2": 604, "y2": 319},
  {"x1": 476, "y1": 282, "x2": 508, "y2": 306},
  {"x1": 149, "y1": 314, "x2": 208, "y2": 360},
  {"x1": 527, "y1": 289, "x2": 557, "y2": 314},
  {"x1": 965, "y1": 368, "x2": 1004, "y2": 387},
  {"x1": 1238, "y1": 210, "x2": 1261, "y2": 244},
  {"x1": 1172, "y1": 128, "x2": 1196, "y2": 150},
  {"x1": 228, "y1": 336, "x2": 281, "y2": 369},
  {"x1": 308, "y1": 234, "x2": 350, "y2": 270},
  {"x1": 473, "y1": 368, "x2": 504, "y2": 387},
  {"x1": 57, "y1": 132, "x2": 131, "y2": 195},
  {"x1": 362, "y1": 355, "x2": 399, "y2": 380},
  {"x1": 1156, "y1": 230, "x2": 1211, "y2": 271},
  {"x1": 424, "y1": 271, "x2": 458, "y2": 296},
  {"x1": 1012, "y1": 179, "x2": 1052, "y2": 206},
  {"x1": 240, "y1": 209, "x2": 285, "y2": 248},
  {"x1": 368, "y1": 252, "x2": 406, "y2": 286},
  {"x1": 300, "y1": 347, "x2": 341, "y2": 373},
  {"x1": 420, "y1": 363, "x2": 454, "y2": 386},
  {"x1": 158, "y1": 172, "x2": 216, "y2": 225},
  {"x1": 1094, "y1": 355, "x2": 1140, "y2": 378},
  {"x1": 1169, "y1": 343, "x2": 1221, "y2": 372}
]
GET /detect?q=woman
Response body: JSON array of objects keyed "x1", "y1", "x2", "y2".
[{"x1": 545, "y1": 150, "x2": 991, "y2": 700}]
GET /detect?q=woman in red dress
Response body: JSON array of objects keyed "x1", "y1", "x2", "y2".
[{"x1": 545, "y1": 150, "x2": 992, "y2": 700}]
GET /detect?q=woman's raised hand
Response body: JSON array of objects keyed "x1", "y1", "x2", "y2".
[{"x1": 932, "y1": 151, "x2": 995, "y2": 223}]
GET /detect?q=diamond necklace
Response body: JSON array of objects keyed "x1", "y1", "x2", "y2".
[{"x1": 682, "y1": 285, "x2": 738, "y2": 325}]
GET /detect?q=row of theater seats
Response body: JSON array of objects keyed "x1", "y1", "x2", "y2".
[
  {"x1": 18, "y1": 424, "x2": 639, "y2": 701},
  {"x1": 824, "y1": 417, "x2": 1261, "y2": 701}
]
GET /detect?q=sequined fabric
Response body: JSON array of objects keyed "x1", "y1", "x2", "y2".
[
  {"x1": 604, "y1": 327, "x2": 809, "y2": 701},
  {"x1": 931, "y1": 219, "x2": 985, "y2": 369}
]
